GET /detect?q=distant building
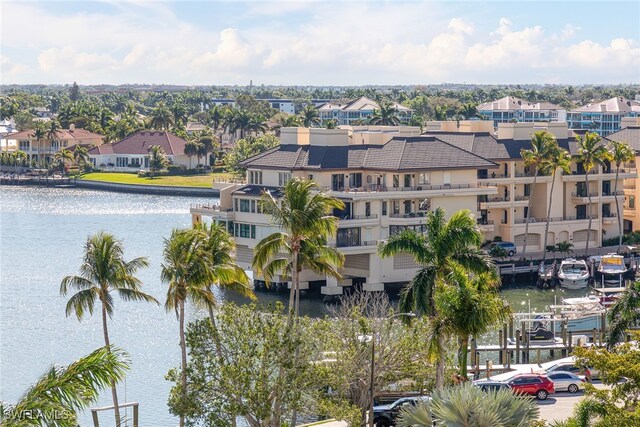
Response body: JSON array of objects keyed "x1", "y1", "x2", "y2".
[
  {"x1": 317, "y1": 96, "x2": 412, "y2": 126},
  {"x1": 4, "y1": 124, "x2": 103, "y2": 163},
  {"x1": 205, "y1": 99, "x2": 330, "y2": 115},
  {"x1": 88, "y1": 131, "x2": 193, "y2": 170},
  {"x1": 477, "y1": 96, "x2": 566, "y2": 127},
  {"x1": 567, "y1": 97, "x2": 640, "y2": 136}
]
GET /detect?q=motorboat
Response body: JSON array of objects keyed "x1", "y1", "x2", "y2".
[
  {"x1": 557, "y1": 259, "x2": 590, "y2": 289},
  {"x1": 549, "y1": 295, "x2": 606, "y2": 333},
  {"x1": 596, "y1": 254, "x2": 629, "y2": 287}
]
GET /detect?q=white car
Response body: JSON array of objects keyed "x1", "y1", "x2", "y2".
[{"x1": 546, "y1": 371, "x2": 585, "y2": 393}]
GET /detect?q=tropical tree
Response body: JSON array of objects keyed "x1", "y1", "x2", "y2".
[
  {"x1": 253, "y1": 178, "x2": 345, "y2": 317},
  {"x1": 148, "y1": 145, "x2": 169, "y2": 177},
  {"x1": 555, "y1": 241, "x2": 574, "y2": 258},
  {"x1": 608, "y1": 140, "x2": 635, "y2": 250},
  {"x1": 606, "y1": 280, "x2": 640, "y2": 348},
  {"x1": 32, "y1": 121, "x2": 47, "y2": 168},
  {"x1": 540, "y1": 143, "x2": 572, "y2": 264},
  {"x1": 433, "y1": 105, "x2": 449, "y2": 121},
  {"x1": 298, "y1": 104, "x2": 321, "y2": 127},
  {"x1": 184, "y1": 139, "x2": 201, "y2": 169},
  {"x1": 437, "y1": 266, "x2": 510, "y2": 378},
  {"x1": 378, "y1": 208, "x2": 495, "y2": 389},
  {"x1": 368, "y1": 102, "x2": 401, "y2": 126},
  {"x1": 46, "y1": 120, "x2": 62, "y2": 168},
  {"x1": 573, "y1": 132, "x2": 612, "y2": 254},
  {"x1": 272, "y1": 113, "x2": 301, "y2": 136},
  {"x1": 148, "y1": 102, "x2": 174, "y2": 130},
  {"x1": 54, "y1": 148, "x2": 74, "y2": 174},
  {"x1": 73, "y1": 145, "x2": 91, "y2": 171},
  {"x1": 60, "y1": 232, "x2": 156, "y2": 427},
  {"x1": 458, "y1": 102, "x2": 480, "y2": 120},
  {"x1": 0, "y1": 347, "x2": 129, "y2": 427},
  {"x1": 397, "y1": 382, "x2": 539, "y2": 427},
  {"x1": 170, "y1": 102, "x2": 188, "y2": 127},
  {"x1": 520, "y1": 130, "x2": 555, "y2": 258},
  {"x1": 224, "y1": 134, "x2": 280, "y2": 177}
]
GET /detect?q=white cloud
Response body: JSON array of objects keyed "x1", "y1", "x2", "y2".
[{"x1": 448, "y1": 18, "x2": 474, "y2": 35}]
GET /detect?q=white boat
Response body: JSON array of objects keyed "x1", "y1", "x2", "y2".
[
  {"x1": 557, "y1": 259, "x2": 590, "y2": 289},
  {"x1": 597, "y1": 254, "x2": 628, "y2": 287},
  {"x1": 549, "y1": 295, "x2": 606, "y2": 333}
]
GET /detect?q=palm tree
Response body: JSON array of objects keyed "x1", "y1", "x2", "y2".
[
  {"x1": 54, "y1": 148, "x2": 74, "y2": 174},
  {"x1": 608, "y1": 140, "x2": 635, "y2": 250},
  {"x1": 398, "y1": 382, "x2": 539, "y2": 427},
  {"x1": 573, "y1": 132, "x2": 612, "y2": 254},
  {"x1": 148, "y1": 102, "x2": 174, "y2": 130},
  {"x1": 73, "y1": 145, "x2": 91, "y2": 171},
  {"x1": 170, "y1": 102, "x2": 188, "y2": 127},
  {"x1": 555, "y1": 241, "x2": 574, "y2": 258},
  {"x1": 458, "y1": 102, "x2": 480, "y2": 119},
  {"x1": 378, "y1": 208, "x2": 494, "y2": 389},
  {"x1": 46, "y1": 120, "x2": 62, "y2": 168},
  {"x1": 60, "y1": 232, "x2": 156, "y2": 427},
  {"x1": 272, "y1": 114, "x2": 301, "y2": 136},
  {"x1": 520, "y1": 130, "x2": 555, "y2": 258},
  {"x1": 540, "y1": 143, "x2": 572, "y2": 264},
  {"x1": 184, "y1": 139, "x2": 201, "y2": 169},
  {"x1": 161, "y1": 228, "x2": 218, "y2": 427},
  {"x1": 0, "y1": 347, "x2": 129, "y2": 427},
  {"x1": 438, "y1": 266, "x2": 510, "y2": 378},
  {"x1": 368, "y1": 102, "x2": 400, "y2": 126},
  {"x1": 32, "y1": 122, "x2": 47, "y2": 168},
  {"x1": 433, "y1": 105, "x2": 448, "y2": 121},
  {"x1": 252, "y1": 178, "x2": 344, "y2": 317},
  {"x1": 207, "y1": 105, "x2": 224, "y2": 131},
  {"x1": 298, "y1": 104, "x2": 321, "y2": 127},
  {"x1": 606, "y1": 280, "x2": 640, "y2": 348},
  {"x1": 148, "y1": 145, "x2": 169, "y2": 177}
]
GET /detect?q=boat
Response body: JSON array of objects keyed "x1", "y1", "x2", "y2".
[
  {"x1": 557, "y1": 259, "x2": 590, "y2": 289},
  {"x1": 596, "y1": 254, "x2": 629, "y2": 287},
  {"x1": 548, "y1": 295, "x2": 606, "y2": 333}
]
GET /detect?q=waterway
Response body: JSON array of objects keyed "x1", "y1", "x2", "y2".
[{"x1": 0, "y1": 186, "x2": 586, "y2": 426}]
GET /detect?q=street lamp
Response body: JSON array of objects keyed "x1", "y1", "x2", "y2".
[{"x1": 368, "y1": 312, "x2": 416, "y2": 427}]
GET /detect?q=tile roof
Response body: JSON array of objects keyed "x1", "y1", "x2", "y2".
[
  {"x1": 604, "y1": 126, "x2": 640, "y2": 151},
  {"x1": 88, "y1": 131, "x2": 187, "y2": 156},
  {"x1": 478, "y1": 96, "x2": 563, "y2": 111},
  {"x1": 317, "y1": 96, "x2": 412, "y2": 112},
  {"x1": 242, "y1": 137, "x2": 497, "y2": 171},
  {"x1": 571, "y1": 97, "x2": 640, "y2": 113},
  {"x1": 232, "y1": 185, "x2": 283, "y2": 197},
  {"x1": 6, "y1": 128, "x2": 103, "y2": 140}
]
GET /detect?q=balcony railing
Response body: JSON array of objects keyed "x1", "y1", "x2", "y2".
[
  {"x1": 483, "y1": 196, "x2": 510, "y2": 203},
  {"x1": 514, "y1": 215, "x2": 599, "y2": 224},
  {"x1": 190, "y1": 204, "x2": 233, "y2": 212},
  {"x1": 513, "y1": 195, "x2": 530, "y2": 201},
  {"x1": 339, "y1": 214, "x2": 379, "y2": 220},
  {"x1": 389, "y1": 212, "x2": 427, "y2": 218},
  {"x1": 571, "y1": 192, "x2": 599, "y2": 197},
  {"x1": 602, "y1": 212, "x2": 618, "y2": 218},
  {"x1": 326, "y1": 183, "x2": 493, "y2": 193},
  {"x1": 564, "y1": 170, "x2": 598, "y2": 176},
  {"x1": 601, "y1": 191, "x2": 625, "y2": 197},
  {"x1": 477, "y1": 219, "x2": 494, "y2": 225},
  {"x1": 478, "y1": 173, "x2": 508, "y2": 179},
  {"x1": 336, "y1": 240, "x2": 378, "y2": 248}
]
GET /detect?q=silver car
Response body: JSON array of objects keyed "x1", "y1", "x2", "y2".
[{"x1": 546, "y1": 371, "x2": 585, "y2": 393}]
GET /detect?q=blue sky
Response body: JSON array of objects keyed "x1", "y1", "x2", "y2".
[{"x1": 1, "y1": 1, "x2": 639, "y2": 85}]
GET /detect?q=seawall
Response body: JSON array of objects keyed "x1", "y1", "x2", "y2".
[{"x1": 74, "y1": 180, "x2": 220, "y2": 197}]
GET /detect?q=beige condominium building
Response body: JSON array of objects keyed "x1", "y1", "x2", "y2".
[
  {"x1": 605, "y1": 117, "x2": 640, "y2": 233},
  {"x1": 191, "y1": 123, "x2": 635, "y2": 295}
]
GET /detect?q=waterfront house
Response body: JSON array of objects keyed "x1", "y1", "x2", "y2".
[
  {"x1": 478, "y1": 96, "x2": 566, "y2": 127},
  {"x1": 4, "y1": 124, "x2": 103, "y2": 163},
  {"x1": 88, "y1": 130, "x2": 191, "y2": 171},
  {"x1": 567, "y1": 97, "x2": 640, "y2": 136},
  {"x1": 317, "y1": 96, "x2": 413, "y2": 126}
]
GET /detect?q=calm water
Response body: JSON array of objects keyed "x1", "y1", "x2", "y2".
[{"x1": 0, "y1": 186, "x2": 585, "y2": 426}]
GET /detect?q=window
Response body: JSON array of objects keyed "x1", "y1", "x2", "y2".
[
  {"x1": 349, "y1": 173, "x2": 362, "y2": 188},
  {"x1": 116, "y1": 157, "x2": 128, "y2": 167},
  {"x1": 404, "y1": 200, "x2": 412, "y2": 214},
  {"x1": 234, "y1": 199, "x2": 239, "y2": 212},
  {"x1": 249, "y1": 171, "x2": 262, "y2": 184},
  {"x1": 19, "y1": 140, "x2": 29, "y2": 151},
  {"x1": 524, "y1": 184, "x2": 531, "y2": 197},
  {"x1": 365, "y1": 202, "x2": 371, "y2": 217},
  {"x1": 250, "y1": 200, "x2": 256, "y2": 213},
  {"x1": 336, "y1": 228, "x2": 361, "y2": 247},
  {"x1": 278, "y1": 172, "x2": 292, "y2": 186},
  {"x1": 418, "y1": 173, "x2": 430, "y2": 185},
  {"x1": 403, "y1": 174, "x2": 412, "y2": 188},
  {"x1": 392, "y1": 201, "x2": 400, "y2": 214},
  {"x1": 630, "y1": 196, "x2": 636, "y2": 209},
  {"x1": 235, "y1": 223, "x2": 256, "y2": 239},
  {"x1": 308, "y1": 174, "x2": 314, "y2": 181},
  {"x1": 332, "y1": 174, "x2": 345, "y2": 191},
  {"x1": 381, "y1": 201, "x2": 387, "y2": 216},
  {"x1": 393, "y1": 174, "x2": 400, "y2": 188},
  {"x1": 239, "y1": 199, "x2": 250, "y2": 212}
]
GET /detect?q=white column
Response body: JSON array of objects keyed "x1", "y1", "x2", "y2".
[
  {"x1": 364, "y1": 253, "x2": 384, "y2": 292},
  {"x1": 321, "y1": 276, "x2": 343, "y2": 295}
]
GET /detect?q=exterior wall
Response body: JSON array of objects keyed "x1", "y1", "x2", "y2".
[
  {"x1": 479, "y1": 109, "x2": 566, "y2": 127},
  {"x1": 567, "y1": 111, "x2": 640, "y2": 136}
]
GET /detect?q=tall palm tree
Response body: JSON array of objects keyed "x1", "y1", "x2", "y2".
[
  {"x1": 161, "y1": 228, "x2": 218, "y2": 427},
  {"x1": 573, "y1": 132, "x2": 612, "y2": 254},
  {"x1": 378, "y1": 208, "x2": 494, "y2": 389},
  {"x1": 458, "y1": 102, "x2": 480, "y2": 120},
  {"x1": 433, "y1": 105, "x2": 448, "y2": 121},
  {"x1": 208, "y1": 105, "x2": 224, "y2": 132},
  {"x1": 148, "y1": 102, "x2": 174, "y2": 130},
  {"x1": 32, "y1": 122, "x2": 47, "y2": 168},
  {"x1": 46, "y1": 120, "x2": 62, "y2": 168},
  {"x1": 298, "y1": 105, "x2": 321, "y2": 127},
  {"x1": 148, "y1": 145, "x2": 169, "y2": 177},
  {"x1": 60, "y1": 232, "x2": 156, "y2": 427},
  {"x1": 0, "y1": 347, "x2": 129, "y2": 427},
  {"x1": 54, "y1": 148, "x2": 74, "y2": 174},
  {"x1": 520, "y1": 130, "x2": 554, "y2": 258},
  {"x1": 73, "y1": 145, "x2": 91, "y2": 171},
  {"x1": 606, "y1": 280, "x2": 640, "y2": 348},
  {"x1": 540, "y1": 143, "x2": 572, "y2": 264},
  {"x1": 368, "y1": 102, "x2": 400, "y2": 126},
  {"x1": 184, "y1": 139, "x2": 201, "y2": 169},
  {"x1": 253, "y1": 178, "x2": 344, "y2": 317},
  {"x1": 608, "y1": 140, "x2": 635, "y2": 250},
  {"x1": 437, "y1": 266, "x2": 509, "y2": 378},
  {"x1": 170, "y1": 102, "x2": 188, "y2": 127}
]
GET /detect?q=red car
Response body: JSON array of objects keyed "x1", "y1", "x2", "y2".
[{"x1": 507, "y1": 374, "x2": 555, "y2": 400}]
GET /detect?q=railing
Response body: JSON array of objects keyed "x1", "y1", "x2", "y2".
[
  {"x1": 477, "y1": 219, "x2": 494, "y2": 225},
  {"x1": 389, "y1": 212, "x2": 427, "y2": 218},
  {"x1": 513, "y1": 215, "x2": 599, "y2": 224},
  {"x1": 601, "y1": 191, "x2": 625, "y2": 197},
  {"x1": 514, "y1": 195, "x2": 530, "y2": 201},
  {"x1": 214, "y1": 178, "x2": 246, "y2": 184},
  {"x1": 336, "y1": 240, "x2": 378, "y2": 248},
  {"x1": 483, "y1": 196, "x2": 509, "y2": 203},
  {"x1": 190, "y1": 203, "x2": 233, "y2": 212},
  {"x1": 602, "y1": 212, "x2": 618, "y2": 218},
  {"x1": 571, "y1": 192, "x2": 599, "y2": 197},
  {"x1": 564, "y1": 170, "x2": 598, "y2": 176},
  {"x1": 340, "y1": 214, "x2": 379, "y2": 220},
  {"x1": 478, "y1": 173, "x2": 508, "y2": 179},
  {"x1": 326, "y1": 183, "x2": 493, "y2": 193},
  {"x1": 602, "y1": 168, "x2": 637, "y2": 175}
]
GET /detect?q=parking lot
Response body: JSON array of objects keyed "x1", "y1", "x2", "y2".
[{"x1": 537, "y1": 382, "x2": 608, "y2": 422}]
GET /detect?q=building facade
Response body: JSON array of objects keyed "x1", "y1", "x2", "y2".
[
  {"x1": 567, "y1": 97, "x2": 640, "y2": 136},
  {"x1": 478, "y1": 96, "x2": 566, "y2": 127},
  {"x1": 4, "y1": 125, "x2": 103, "y2": 163},
  {"x1": 318, "y1": 96, "x2": 412, "y2": 126}
]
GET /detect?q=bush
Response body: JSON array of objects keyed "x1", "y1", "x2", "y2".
[{"x1": 603, "y1": 231, "x2": 640, "y2": 247}]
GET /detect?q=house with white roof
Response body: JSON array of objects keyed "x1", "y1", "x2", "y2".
[
  {"x1": 318, "y1": 96, "x2": 413, "y2": 126},
  {"x1": 567, "y1": 97, "x2": 640, "y2": 136},
  {"x1": 478, "y1": 96, "x2": 566, "y2": 127}
]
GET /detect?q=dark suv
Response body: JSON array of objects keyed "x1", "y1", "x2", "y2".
[
  {"x1": 372, "y1": 396, "x2": 430, "y2": 426},
  {"x1": 507, "y1": 374, "x2": 555, "y2": 400}
]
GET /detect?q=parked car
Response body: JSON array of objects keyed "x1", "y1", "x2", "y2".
[
  {"x1": 546, "y1": 371, "x2": 586, "y2": 393},
  {"x1": 488, "y1": 241, "x2": 517, "y2": 257},
  {"x1": 473, "y1": 380, "x2": 512, "y2": 392},
  {"x1": 543, "y1": 362, "x2": 597, "y2": 381},
  {"x1": 372, "y1": 396, "x2": 430, "y2": 426},
  {"x1": 507, "y1": 374, "x2": 555, "y2": 400}
]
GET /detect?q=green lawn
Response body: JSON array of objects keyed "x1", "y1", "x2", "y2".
[{"x1": 80, "y1": 172, "x2": 234, "y2": 187}]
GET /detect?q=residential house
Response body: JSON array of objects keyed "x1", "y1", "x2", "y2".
[
  {"x1": 478, "y1": 96, "x2": 566, "y2": 127},
  {"x1": 318, "y1": 96, "x2": 413, "y2": 126},
  {"x1": 567, "y1": 97, "x2": 640, "y2": 136}
]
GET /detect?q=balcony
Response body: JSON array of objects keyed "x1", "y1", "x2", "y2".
[
  {"x1": 477, "y1": 172, "x2": 509, "y2": 180},
  {"x1": 602, "y1": 212, "x2": 618, "y2": 224},
  {"x1": 389, "y1": 212, "x2": 427, "y2": 219},
  {"x1": 571, "y1": 191, "x2": 599, "y2": 201},
  {"x1": 190, "y1": 203, "x2": 234, "y2": 219},
  {"x1": 477, "y1": 219, "x2": 495, "y2": 232},
  {"x1": 337, "y1": 214, "x2": 379, "y2": 227},
  {"x1": 513, "y1": 215, "x2": 599, "y2": 224},
  {"x1": 479, "y1": 195, "x2": 511, "y2": 209},
  {"x1": 600, "y1": 191, "x2": 625, "y2": 199},
  {"x1": 324, "y1": 182, "x2": 497, "y2": 199}
]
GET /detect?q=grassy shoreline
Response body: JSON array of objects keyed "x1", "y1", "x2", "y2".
[{"x1": 79, "y1": 172, "x2": 234, "y2": 188}]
